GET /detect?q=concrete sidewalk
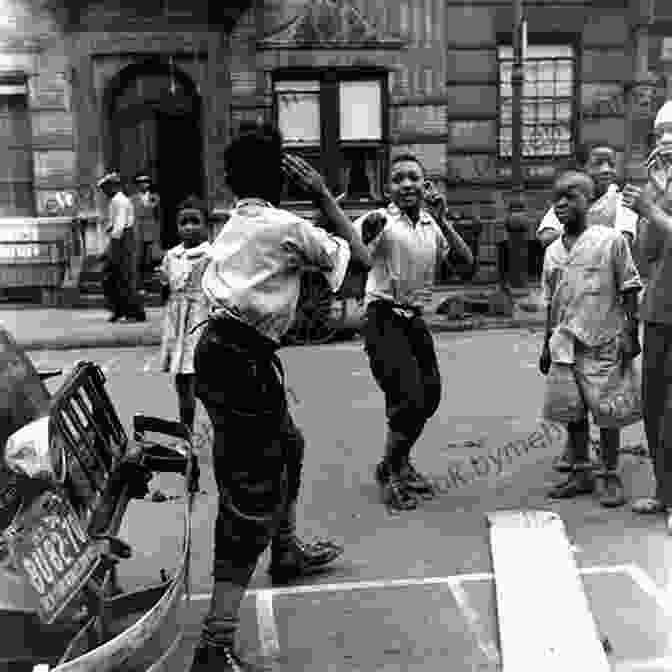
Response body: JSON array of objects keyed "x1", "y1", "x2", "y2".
[{"x1": 0, "y1": 286, "x2": 547, "y2": 351}]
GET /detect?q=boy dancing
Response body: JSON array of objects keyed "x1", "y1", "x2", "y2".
[
  {"x1": 189, "y1": 122, "x2": 371, "y2": 671},
  {"x1": 355, "y1": 154, "x2": 474, "y2": 512}
]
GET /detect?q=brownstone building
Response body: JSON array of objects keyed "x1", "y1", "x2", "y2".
[{"x1": 0, "y1": 0, "x2": 667, "y2": 296}]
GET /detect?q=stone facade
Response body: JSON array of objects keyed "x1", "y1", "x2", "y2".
[{"x1": 0, "y1": 0, "x2": 666, "y2": 293}]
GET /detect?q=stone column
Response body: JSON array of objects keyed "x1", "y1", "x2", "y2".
[{"x1": 625, "y1": 0, "x2": 657, "y2": 186}]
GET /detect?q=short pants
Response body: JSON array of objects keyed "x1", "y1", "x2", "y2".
[{"x1": 544, "y1": 337, "x2": 641, "y2": 428}]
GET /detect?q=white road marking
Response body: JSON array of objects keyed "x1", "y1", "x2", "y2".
[
  {"x1": 186, "y1": 564, "x2": 632, "y2": 602},
  {"x1": 447, "y1": 577, "x2": 501, "y2": 665},
  {"x1": 625, "y1": 564, "x2": 672, "y2": 616},
  {"x1": 613, "y1": 657, "x2": 672, "y2": 671},
  {"x1": 256, "y1": 590, "x2": 281, "y2": 667}
]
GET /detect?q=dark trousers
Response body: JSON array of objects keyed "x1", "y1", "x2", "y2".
[
  {"x1": 362, "y1": 301, "x2": 442, "y2": 442},
  {"x1": 102, "y1": 228, "x2": 145, "y2": 319},
  {"x1": 643, "y1": 322, "x2": 672, "y2": 507},
  {"x1": 194, "y1": 316, "x2": 304, "y2": 586}
]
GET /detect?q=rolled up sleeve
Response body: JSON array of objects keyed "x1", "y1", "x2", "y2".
[
  {"x1": 613, "y1": 233, "x2": 643, "y2": 293},
  {"x1": 294, "y1": 219, "x2": 352, "y2": 292},
  {"x1": 537, "y1": 207, "x2": 563, "y2": 235}
]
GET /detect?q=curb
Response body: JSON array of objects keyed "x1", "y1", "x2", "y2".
[
  {"x1": 21, "y1": 331, "x2": 163, "y2": 352},
  {"x1": 19, "y1": 316, "x2": 546, "y2": 351}
]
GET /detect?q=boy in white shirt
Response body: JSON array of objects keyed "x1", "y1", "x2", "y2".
[{"x1": 537, "y1": 143, "x2": 637, "y2": 252}]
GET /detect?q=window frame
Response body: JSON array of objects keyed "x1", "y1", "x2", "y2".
[
  {"x1": 496, "y1": 34, "x2": 580, "y2": 168},
  {"x1": 0, "y1": 78, "x2": 35, "y2": 217},
  {"x1": 272, "y1": 68, "x2": 390, "y2": 205}
]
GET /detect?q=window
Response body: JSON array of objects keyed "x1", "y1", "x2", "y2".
[
  {"x1": 274, "y1": 73, "x2": 387, "y2": 202},
  {"x1": 498, "y1": 45, "x2": 574, "y2": 160},
  {"x1": 0, "y1": 84, "x2": 34, "y2": 217}
]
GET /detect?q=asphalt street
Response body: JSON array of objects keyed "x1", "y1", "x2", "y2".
[{"x1": 28, "y1": 331, "x2": 672, "y2": 671}]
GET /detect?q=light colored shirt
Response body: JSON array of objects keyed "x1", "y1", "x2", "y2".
[
  {"x1": 537, "y1": 185, "x2": 638, "y2": 239},
  {"x1": 106, "y1": 191, "x2": 134, "y2": 239},
  {"x1": 353, "y1": 203, "x2": 450, "y2": 310},
  {"x1": 131, "y1": 192, "x2": 161, "y2": 242},
  {"x1": 542, "y1": 224, "x2": 642, "y2": 363},
  {"x1": 160, "y1": 241, "x2": 211, "y2": 296},
  {"x1": 201, "y1": 198, "x2": 351, "y2": 344}
]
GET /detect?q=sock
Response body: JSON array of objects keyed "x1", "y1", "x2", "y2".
[
  {"x1": 201, "y1": 580, "x2": 247, "y2": 649},
  {"x1": 383, "y1": 430, "x2": 410, "y2": 475}
]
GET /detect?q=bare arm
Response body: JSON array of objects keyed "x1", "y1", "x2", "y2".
[
  {"x1": 314, "y1": 190, "x2": 372, "y2": 271},
  {"x1": 437, "y1": 216, "x2": 474, "y2": 267},
  {"x1": 282, "y1": 153, "x2": 372, "y2": 271},
  {"x1": 538, "y1": 228, "x2": 561, "y2": 248},
  {"x1": 621, "y1": 288, "x2": 639, "y2": 330}
]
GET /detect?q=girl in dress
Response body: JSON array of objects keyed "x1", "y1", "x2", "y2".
[{"x1": 159, "y1": 196, "x2": 212, "y2": 432}]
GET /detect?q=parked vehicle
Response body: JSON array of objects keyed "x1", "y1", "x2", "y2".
[{"x1": 0, "y1": 327, "x2": 199, "y2": 671}]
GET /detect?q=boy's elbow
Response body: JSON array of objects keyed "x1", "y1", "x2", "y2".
[
  {"x1": 353, "y1": 246, "x2": 373, "y2": 271},
  {"x1": 538, "y1": 229, "x2": 560, "y2": 247}
]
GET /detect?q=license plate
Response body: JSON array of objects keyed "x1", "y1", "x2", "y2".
[{"x1": 9, "y1": 488, "x2": 100, "y2": 624}]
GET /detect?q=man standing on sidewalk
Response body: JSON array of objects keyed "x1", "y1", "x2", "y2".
[
  {"x1": 622, "y1": 100, "x2": 672, "y2": 530},
  {"x1": 97, "y1": 172, "x2": 146, "y2": 323},
  {"x1": 130, "y1": 172, "x2": 161, "y2": 289},
  {"x1": 541, "y1": 170, "x2": 642, "y2": 507},
  {"x1": 189, "y1": 122, "x2": 372, "y2": 671}
]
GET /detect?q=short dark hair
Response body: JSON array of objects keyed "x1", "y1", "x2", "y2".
[
  {"x1": 391, "y1": 152, "x2": 424, "y2": 172},
  {"x1": 575, "y1": 141, "x2": 617, "y2": 168},
  {"x1": 554, "y1": 169, "x2": 595, "y2": 199},
  {"x1": 224, "y1": 122, "x2": 284, "y2": 206},
  {"x1": 177, "y1": 195, "x2": 208, "y2": 221}
]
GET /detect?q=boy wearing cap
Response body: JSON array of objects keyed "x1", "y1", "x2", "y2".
[
  {"x1": 130, "y1": 173, "x2": 161, "y2": 287},
  {"x1": 97, "y1": 172, "x2": 146, "y2": 322},
  {"x1": 622, "y1": 100, "x2": 672, "y2": 531}
]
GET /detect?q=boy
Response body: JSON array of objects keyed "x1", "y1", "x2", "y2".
[
  {"x1": 190, "y1": 122, "x2": 371, "y2": 671},
  {"x1": 541, "y1": 170, "x2": 642, "y2": 507},
  {"x1": 537, "y1": 143, "x2": 637, "y2": 251},
  {"x1": 355, "y1": 154, "x2": 474, "y2": 512}
]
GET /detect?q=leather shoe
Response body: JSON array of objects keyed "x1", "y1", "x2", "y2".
[{"x1": 269, "y1": 535, "x2": 343, "y2": 583}]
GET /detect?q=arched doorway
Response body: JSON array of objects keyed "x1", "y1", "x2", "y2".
[{"x1": 105, "y1": 59, "x2": 205, "y2": 250}]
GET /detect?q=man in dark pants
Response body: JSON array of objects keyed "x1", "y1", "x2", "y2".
[
  {"x1": 623, "y1": 100, "x2": 672, "y2": 530},
  {"x1": 189, "y1": 123, "x2": 372, "y2": 671},
  {"x1": 354, "y1": 156, "x2": 474, "y2": 512},
  {"x1": 97, "y1": 172, "x2": 146, "y2": 322}
]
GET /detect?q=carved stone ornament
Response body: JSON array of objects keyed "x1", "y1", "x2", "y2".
[{"x1": 258, "y1": 0, "x2": 404, "y2": 50}]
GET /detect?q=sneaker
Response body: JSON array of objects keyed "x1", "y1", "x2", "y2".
[
  {"x1": 269, "y1": 535, "x2": 343, "y2": 583},
  {"x1": 382, "y1": 475, "x2": 418, "y2": 512},
  {"x1": 596, "y1": 472, "x2": 626, "y2": 508},
  {"x1": 189, "y1": 643, "x2": 260, "y2": 671},
  {"x1": 547, "y1": 471, "x2": 595, "y2": 499},
  {"x1": 399, "y1": 460, "x2": 436, "y2": 499}
]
